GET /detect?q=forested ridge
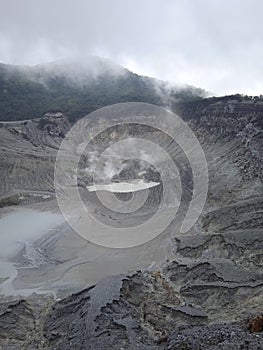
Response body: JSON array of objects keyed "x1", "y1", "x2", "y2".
[{"x1": 0, "y1": 58, "x2": 206, "y2": 122}]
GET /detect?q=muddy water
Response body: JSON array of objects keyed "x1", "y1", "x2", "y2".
[
  {"x1": 0, "y1": 210, "x2": 64, "y2": 257},
  {"x1": 0, "y1": 199, "x2": 175, "y2": 298},
  {"x1": 0, "y1": 210, "x2": 64, "y2": 296}
]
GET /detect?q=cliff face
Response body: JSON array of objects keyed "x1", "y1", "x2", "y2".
[
  {"x1": 177, "y1": 97, "x2": 263, "y2": 181},
  {"x1": 0, "y1": 113, "x2": 70, "y2": 204},
  {"x1": 0, "y1": 97, "x2": 262, "y2": 349}
]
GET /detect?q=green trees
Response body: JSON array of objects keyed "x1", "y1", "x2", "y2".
[{"x1": 0, "y1": 62, "x2": 205, "y2": 122}]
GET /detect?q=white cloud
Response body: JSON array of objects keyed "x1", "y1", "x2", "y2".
[{"x1": 0, "y1": 0, "x2": 262, "y2": 95}]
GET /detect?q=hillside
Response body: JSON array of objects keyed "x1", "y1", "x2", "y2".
[
  {"x1": 0, "y1": 57, "x2": 206, "y2": 122},
  {"x1": 0, "y1": 96, "x2": 262, "y2": 348},
  {"x1": 0, "y1": 60, "x2": 262, "y2": 349}
]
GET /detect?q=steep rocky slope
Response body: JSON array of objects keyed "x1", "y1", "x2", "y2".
[
  {"x1": 0, "y1": 96, "x2": 262, "y2": 349},
  {"x1": 0, "y1": 112, "x2": 70, "y2": 205}
]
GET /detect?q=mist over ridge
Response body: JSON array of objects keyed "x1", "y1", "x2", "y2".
[{"x1": 0, "y1": 56, "x2": 207, "y2": 122}]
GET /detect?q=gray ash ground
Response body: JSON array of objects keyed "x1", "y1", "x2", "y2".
[{"x1": 0, "y1": 99, "x2": 262, "y2": 349}]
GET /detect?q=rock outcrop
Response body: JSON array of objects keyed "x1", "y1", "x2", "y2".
[{"x1": 0, "y1": 96, "x2": 262, "y2": 349}]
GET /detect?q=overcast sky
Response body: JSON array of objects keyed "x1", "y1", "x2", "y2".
[{"x1": 0, "y1": 0, "x2": 262, "y2": 95}]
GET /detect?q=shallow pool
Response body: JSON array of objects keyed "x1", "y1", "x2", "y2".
[
  {"x1": 87, "y1": 179, "x2": 160, "y2": 193},
  {"x1": 0, "y1": 210, "x2": 64, "y2": 258}
]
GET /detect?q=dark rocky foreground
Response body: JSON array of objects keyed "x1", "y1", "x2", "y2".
[
  {"x1": 0, "y1": 239, "x2": 262, "y2": 349},
  {"x1": 0, "y1": 97, "x2": 262, "y2": 349}
]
